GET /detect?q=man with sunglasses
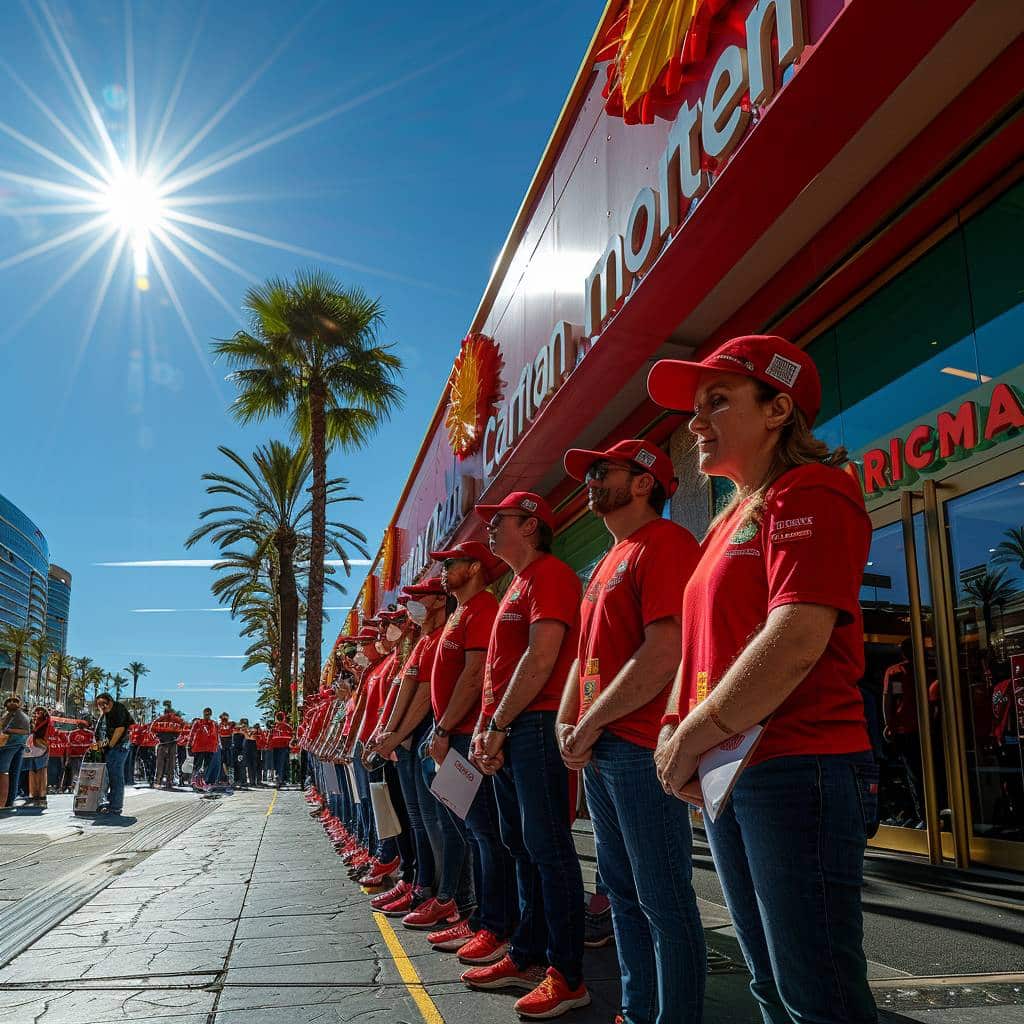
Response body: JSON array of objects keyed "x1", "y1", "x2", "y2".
[
  {"x1": 462, "y1": 492, "x2": 588, "y2": 1021},
  {"x1": 559, "y1": 440, "x2": 706, "y2": 1024}
]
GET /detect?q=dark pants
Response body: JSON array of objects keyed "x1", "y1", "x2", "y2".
[
  {"x1": 137, "y1": 747, "x2": 156, "y2": 785},
  {"x1": 62, "y1": 755, "x2": 83, "y2": 791},
  {"x1": 192, "y1": 750, "x2": 213, "y2": 783},
  {"x1": 4, "y1": 746, "x2": 24, "y2": 807},
  {"x1": 244, "y1": 741, "x2": 259, "y2": 786},
  {"x1": 272, "y1": 747, "x2": 289, "y2": 785},
  {"x1": 103, "y1": 745, "x2": 128, "y2": 814},
  {"x1": 585, "y1": 733, "x2": 705, "y2": 1024},
  {"x1": 494, "y1": 709, "x2": 585, "y2": 988},
  {"x1": 395, "y1": 722, "x2": 439, "y2": 890},
  {"x1": 155, "y1": 743, "x2": 177, "y2": 787},
  {"x1": 705, "y1": 753, "x2": 879, "y2": 1024},
  {"x1": 452, "y1": 732, "x2": 517, "y2": 937},
  {"x1": 219, "y1": 743, "x2": 232, "y2": 783}
]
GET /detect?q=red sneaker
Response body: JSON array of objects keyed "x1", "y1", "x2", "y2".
[
  {"x1": 514, "y1": 968, "x2": 591, "y2": 1019},
  {"x1": 457, "y1": 928, "x2": 509, "y2": 965},
  {"x1": 401, "y1": 897, "x2": 460, "y2": 931},
  {"x1": 461, "y1": 954, "x2": 546, "y2": 991},
  {"x1": 370, "y1": 880, "x2": 408, "y2": 910},
  {"x1": 427, "y1": 919, "x2": 474, "y2": 951},
  {"x1": 362, "y1": 857, "x2": 400, "y2": 888}
]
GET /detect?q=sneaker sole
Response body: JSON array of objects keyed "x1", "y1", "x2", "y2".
[
  {"x1": 463, "y1": 974, "x2": 540, "y2": 992},
  {"x1": 402, "y1": 918, "x2": 459, "y2": 931},
  {"x1": 431, "y1": 936, "x2": 474, "y2": 952},
  {"x1": 516, "y1": 992, "x2": 592, "y2": 1019},
  {"x1": 458, "y1": 944, "x2": 509, "y2": 965}
]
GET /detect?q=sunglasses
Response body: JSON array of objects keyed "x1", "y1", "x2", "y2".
[
  {"x1": 485, "y1": 513, "x2": 531, "y2": 532},
  {"x1": 441, "y1": 557, "x2": 472, "y2": 570},
  {"x1": 585, "y1": 461, "x2": 647, "y2": 483}
]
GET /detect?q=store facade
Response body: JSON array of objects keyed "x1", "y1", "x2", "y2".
[{"x1": 340, "y1": 0, "x2": 1024, "y2": 871}]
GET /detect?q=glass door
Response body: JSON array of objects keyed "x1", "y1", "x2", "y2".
[{"x1": 941, "y1": 468, "x2": 1024, "y2": 867}]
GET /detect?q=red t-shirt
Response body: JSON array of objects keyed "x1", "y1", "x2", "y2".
[
  {"x1": 675, "y1": 463, "x2": 871, "y2": 766},
  {"x1": 360, "y1": 653, "x2": 396, "y2": 743},
  {"x1": 137, "y1": 725, "x2": 158, "y2": 748},
  {"x1": 483, "y1": 554, "x2": 581, "y2": 718},
  {"x1": 188, "y1": 718, "x2": 220, "y2": 752},
  {"x1": 269, "y1": 720, "x2": 293, "y2": 748},
  {"x1": 431, "y1": 591, "x2": 498, "y2": 734},
  {"x1": 254, "y1": 728, "x2": 269, "y2": 750},
  {"x1": 578, "y1": 518, "x2": 699, "y2": 749},
  {"x1": 882, "y1": 661, "x2": 918, "y2": 735}
]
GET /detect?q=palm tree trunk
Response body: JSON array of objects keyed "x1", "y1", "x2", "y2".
[
  {"x1": 303, "y1": 384, "x2": 327, "y2": 697},
  {"x1": 132, "y1": 671, "x2": 138, "y2": 700},
  {"x1": 277, "y1": 534, "x2": 298, "y2": 714},
  {"x1": 13, "y1": 650, "x2": 21, "y2": 697}
]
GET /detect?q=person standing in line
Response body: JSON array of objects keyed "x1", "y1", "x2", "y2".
[
  {"x1": 217, "y1": 713, "x2": 234, "y2": 784},
  {"x1": 46, "y1": 717, "x2": 68, "y2": 794},
  {"x1": 558, "y1": 439, "x2": 706, "y2": 1024},
  {"x1": 0, "y1": 696, "x2": 31, "y2": 812},
  {"x1": 93, "y1": 692, "x2": 133, "y2": 816},
  {"x1": 152, "y1": 704, "x2": 184, "y2": 789},
  {"x1": 176, "y1": 724, "x2": 190, "y2": 784},
  {"x1": 254, "y1": 723, "x2": 270, "y2": 785},
  {"x1": 63, "y1": 721, "x2": 94, "y2": 792},
  {"x1": 125, "y1": 720, "x2": 142, "y2": 788},
  {"x1": 136, "y1": 719, "x2": 158, "y2": 787},
  {"x1": 243, "y1": 719, "x2": 260, "y2": 787},
  {"x1": 231, "y1": 719, "x2": 247, "y2": 788},
  {"x1": 188, "y1": 708, "x2": 220, "y2": 788},
  {"x1": 649, "y1": 336, "x2": 878, "y2": 1024},
  {"x1": 269, "y1": 711, "x2": 293, "y2": 787},
  {"x1": 22, "y1": 706, "x2": 52, "y2": 808},
  {"x1": 464, "y1": 492, "x2": 589, "y2": 1021}
]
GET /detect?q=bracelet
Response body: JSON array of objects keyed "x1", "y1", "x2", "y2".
[
  {"x1": 433, "y1": 725, "x2": 450, "y2": 739},
  {"x1": 707, "y1": 705, "x2": 733, "y2": 736},
  {"x1": 487, "y1": 718, "x2": 508, "y2": 734}
]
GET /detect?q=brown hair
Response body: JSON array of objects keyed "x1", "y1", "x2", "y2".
[{"x1": 713, "y1": 380, "x2": 847, "y2": 529}]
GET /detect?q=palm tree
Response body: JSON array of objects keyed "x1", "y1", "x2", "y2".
[
  {"x1": 0, "y1": 624, "x2": 34, "y2": 696},
  {"x1": 49, "y1": 651, "x2": 75, "y2": 711},
  {"x1": 27, "y1": 632, "x2": 51, "y2": 703},
  {"x1": 110, "y1": 673, "x2": 128, "y2": 701},
  {"x1": 214, "y1": 270, "x2": 403, "y2": 695},
  {"x1": 125, "y1": 661, "x2": 150, "y2": 701},
  {"x1": 187, "y1": 439, "x2": 367, "y2": 709},
  {"x1": 962, "y1": 568, "x2": 1019, "y2": 646},
  {"x1": 992, "y1": 526, "x2": 1024, "y2": 573},
  {"x1": 85, "y1": 665, "x2": 106, "y2": 704}
]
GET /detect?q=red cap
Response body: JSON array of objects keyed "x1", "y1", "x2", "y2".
[
  {"x1": 647, "y1": 335, "x2": 821, "y2": 425},
  {"x1": 403, "y1": 576, "x2": 447, "y2": 598},
  {"x1": 379, "y1": 609, "x2": 407, "y2": 623},
  {"x1": 428, "y1": 540, "x2": 506, "y2": 583},
  {"x1": 564, "y1": 439, "x2": 678, "y2": 496},
  {"x1": 475, "y1": 491, "x2": 555, "y2": 529}
]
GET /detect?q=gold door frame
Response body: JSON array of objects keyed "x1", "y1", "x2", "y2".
[{"x1": 868, "y1": 452, "x2": 1024, "y2": 872}]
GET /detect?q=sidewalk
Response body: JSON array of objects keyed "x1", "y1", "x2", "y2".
[{"x1": 0, "y1": 789, "x2": 1019, "y2": 1023}]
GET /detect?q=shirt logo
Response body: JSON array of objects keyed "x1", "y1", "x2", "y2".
[
  {"x1": 606, "y1": 558, "x2": 630, "y2": 591},
  {"x1": 730, "y1": 521, "x2": 759, "y2": 545},
  {"x1": 634, "y1": 448, "x2": 656, "y2": 468},
  {"x1": 764, "y1": 353, "x2": 802, "y2": 388},
  {"x1": 507, "y1": 588, "x2": 522, "y2": 603}
]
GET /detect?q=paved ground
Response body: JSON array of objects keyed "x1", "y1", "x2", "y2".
[{"x1": 0, "y1": 788, "x2": 1020, "y2": 1023}]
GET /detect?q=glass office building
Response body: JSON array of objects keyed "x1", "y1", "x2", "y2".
[{"x1": 46, "y1": 564, "x2": 72, "y2": 656}]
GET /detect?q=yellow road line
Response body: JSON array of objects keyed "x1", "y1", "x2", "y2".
[
  {"x1": 374, "y1": 911, "x2": 446, "y2": 1024},
  {"x1": 266, "y1": 790, "x2": 278, "y2": 817}
]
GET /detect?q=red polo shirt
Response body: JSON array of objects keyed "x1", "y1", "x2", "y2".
[
  {"x1": 674, "y1": 463, "x2": 871, "y2": 766},
  {"x1": 483, "y1": 554, "x2": 581, "y2": 718},
  {"x1": 432, "y1": 591, "x2": 497, "y2": 733},
  {"x1": 578, "y1": 517, "x2": 699, "y2": 749},
  {"x1": 360, "y1": 653, "x2": 396, "y2": 743},
  {"x1": 189, "y1": 718, "x2": 220, "y2": 753},
  {"x1": 269, "y1": 719, "x2": 293, "y2": 748}
]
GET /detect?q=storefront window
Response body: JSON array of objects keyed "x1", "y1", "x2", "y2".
[
  {"x1": 944, "y1": 470, "x2": 1024, "y2": 843},
  {"x1": 806, "y1": 330, "x2": 844, "y2": 451},
  {"x1": 961, "y1": 180, "x2": 1024, "y2": 381},
  {"x1": 835, "y1": 232, "x2": 978, "y2": 454}
]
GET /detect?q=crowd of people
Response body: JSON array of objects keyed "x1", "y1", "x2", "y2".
[
  {"x1": 296, "y1": 336, "x2": 882, "y2": 1024},
  {"x1": 0, "y1": 695, "x2": 299, "y2": 816}
]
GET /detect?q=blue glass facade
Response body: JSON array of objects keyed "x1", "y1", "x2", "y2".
[
  {"x1": 0, "y1": 492, "x2": 49, "y2": 644},
  {"x1": 47, "y1": 564, "x2": 72, "y2": 655}
]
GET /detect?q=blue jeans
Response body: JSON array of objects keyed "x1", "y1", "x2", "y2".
[
  {"x1": 705, "y1": 752, "x2": 879, "y2": 1024},
  {"x1": 494, "y1": 710, "x2": 585, "y2": 987},
  {"x1": 396, "y1": 728, "x2": 439, "y2": 890},
  {"x1": 104, "y1": 745, "x2": 129, "y2": 814},
  {"x1": 273, "y1": 747, "x2": 289, "y2": 784},
  {"x1": 206, "y1": 748, "x2": 223, "y2": 787},
  {"x1": 585, "y1": 733, "x2": 705, "y2": 1024},
  {"x1": 452, "y1": 732, "x2": 517, "y2": 937}
]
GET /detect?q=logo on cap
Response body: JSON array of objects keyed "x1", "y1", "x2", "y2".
[
  {"x1": 634, "y1": 448, "x2": 656, "y2": 468},
  {"x1": 520, "y1": 498, "x2": 538, "y2": 512},
  {"x1": 715, "y1": 354, "x2": 755, "y2": 372},
  {"x1": 764, "y1": 353, "x2": 802, "y2": 388}
]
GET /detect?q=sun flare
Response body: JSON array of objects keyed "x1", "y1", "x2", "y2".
[{"x1": 100, "y1": 170, "x2": 165, "y2": 290}]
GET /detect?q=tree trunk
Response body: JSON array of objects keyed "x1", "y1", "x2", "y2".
[
  {"x1": 277, "y1": 531, "x2": 299, "y2": 715},
  {"x1": 132, "y1": 672, "x2": 138, "y2": 700},
  {"x1": 12, "y1": 650, "x2": 21, "y2": 697},
  {"x1": 303, "y1": 383, "x2": 327, "y2": 697}
]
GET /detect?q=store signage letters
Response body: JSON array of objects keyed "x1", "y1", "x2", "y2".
[
  {"x1": 400, "y1": 475, "x2": 480, "y2": 587},
  {"x1": 859, "y1": 383, "x2": 1024, "y2": 496},
  {"x1": 585, "y1": 0, "x2": 808, "y2": 338}
]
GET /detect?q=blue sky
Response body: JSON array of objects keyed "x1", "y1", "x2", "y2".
[{"x1": 0, "y1": 0, "x2": 598, "y2": 720}]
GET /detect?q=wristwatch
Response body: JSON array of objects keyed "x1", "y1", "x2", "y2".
[
  {"x1": 487, "y1": 718, "x2": 508, "y2": 734},
  {"x1": 433, "y1": 725, "x2": 450, "y2": 739}
]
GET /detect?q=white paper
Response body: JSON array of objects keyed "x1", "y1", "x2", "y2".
[
  {"x1": 73, "y1": 763, "x2": 107, "y2": 815},
  {"x1": 430, "y1": 749, "x2": 483, "y2": 820},
  {"x1": 346, "y1": 761, "x2": 361, "y2": 804},
  {"x1": 698, "y1": 724, "x2": 763, "y2": 823}
]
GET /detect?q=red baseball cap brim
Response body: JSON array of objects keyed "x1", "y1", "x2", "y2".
[
  {"x1": 474, "y1": 491, "x2": 555, "y2": 530},
  {"x1": 646, "y1": 360, "x2": 707, "y2": 414},
  {"x1": 428, "y1": 543, "x2": 506, "y2": 584}
]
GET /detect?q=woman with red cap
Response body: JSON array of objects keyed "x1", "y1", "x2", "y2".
[{"x1": 648, "y1": 335, "x2": 878, "y2": 1024}]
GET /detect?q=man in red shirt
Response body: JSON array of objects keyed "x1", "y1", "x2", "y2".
[
  {"x1": 135, "y1": 720, "x2": 158, "y2": 787},
  {"x1": 558, "y1": 439, "x2": 706, "y2": 1023},
  {"x1": 63, "y1": 723, "x2": 94, "y2": 791},
  {"x1": 268, "y1": 711, "x2": 293, "y2": 786},
  {"x1": 188, "y1": 708, "x2": 220, "y2": 788},
  {"x1": 462, "y1": 492, "x2": 589, "y2": 1020},
  {"x1": 152, "y1": 704, "x2": 185, "y2": 790}
]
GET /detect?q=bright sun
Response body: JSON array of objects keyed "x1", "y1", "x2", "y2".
[{"x1": 100, "y1": 171, "x2": 165, "y2": 291}]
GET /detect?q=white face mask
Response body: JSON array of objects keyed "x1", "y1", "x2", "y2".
[
  {"x1": 385, "y1": 623, "x2": 402, "y2": 642},
  {"x1": 354, "y1": 652, "x2": 370, "y2": 668},
  {"x1": 406, "y1": 599, "x2": 428, "y2": 625}
]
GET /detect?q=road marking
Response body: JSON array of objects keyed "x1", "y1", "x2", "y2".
[
  {"x1": 266, "y1": 791, "x2": 278, "y2": 817},
  {"x1": 374, "y1": 911, "x2": 445, "y2": 1024}
]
